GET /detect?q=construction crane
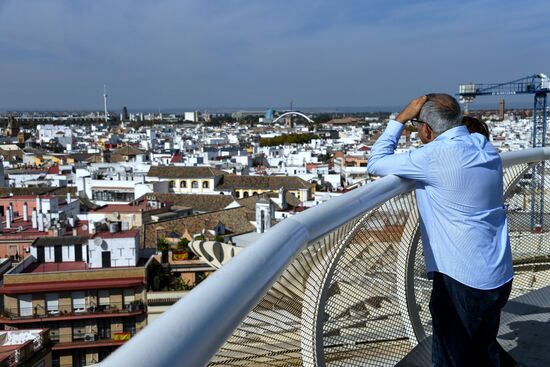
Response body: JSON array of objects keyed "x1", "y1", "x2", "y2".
[{"x1": 458, "y1": 73, "x2": 550, "y2": 231}]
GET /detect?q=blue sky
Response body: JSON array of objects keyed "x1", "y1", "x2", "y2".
[{"x1": 0, "y1": 0, "x2": 549, "y2": 111}]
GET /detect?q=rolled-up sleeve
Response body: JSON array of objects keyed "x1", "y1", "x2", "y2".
[{"x1": 367, "y1": 120, "x2": 431, "y2": 183}]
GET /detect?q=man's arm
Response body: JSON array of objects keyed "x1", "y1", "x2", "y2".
[
  {"x1": 367, "y1": 96, "x2": 432, "y2": 182},
  {"x1": 367, "y1": 120, "x2": 431, "y2": 181}
]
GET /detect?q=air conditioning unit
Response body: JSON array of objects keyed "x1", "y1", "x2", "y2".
[{"x1": 84, "y1": 333, "x2": 96, "y2": 342}]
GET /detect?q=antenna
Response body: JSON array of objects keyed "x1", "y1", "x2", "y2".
[{"x1": 103, "y1": 84, "x2": 109, "y2": 123}]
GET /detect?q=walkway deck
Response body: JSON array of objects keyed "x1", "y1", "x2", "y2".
[{"x1": 398, "y1": 285, "x2": 550, "y2": 366}]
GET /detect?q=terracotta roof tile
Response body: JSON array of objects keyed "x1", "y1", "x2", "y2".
[
  {"x1": 147, "y1": 166, "x2": 225, "y2": 179},
  {"x1": 137, "y1": 193, "x2": 235, "y2": 213},
  {"x1": 216, "y1": 175, "x2": 312, "y2": 190},
  {"x1": 143, "y1": 207, "x2": 255, "y2": 248}
]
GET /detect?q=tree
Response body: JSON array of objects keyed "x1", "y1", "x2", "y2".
[
  {"x1": 177, "y1": 238, "x2": 190, "y2": 251},
  {"x1": 157, "y1": 238, "x2": 170, "y2": 251}
]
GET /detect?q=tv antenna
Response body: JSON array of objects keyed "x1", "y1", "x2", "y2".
[{"x1": 103, "y1": 84, "x2": 109, "y2": 123}]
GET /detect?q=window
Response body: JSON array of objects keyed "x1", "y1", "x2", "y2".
[
  {"x1": 72, "y1": 349, "x2": 86, "y2": 367},
  {"x1": 50, "y1": 328, "x2": 60, "y2": 342},
  {"x1": 46, "y1": 293, "x2": 59, "y2": 314},
  {"x1": 191, "y1": 181, "x2": 199, "y2": 189},
  {"x1": 72, "y1": 321, "x2": 86, "y2": 341},
  {"x1": 235, "y1": 191, "x2": 240, "y2": 198},
  {"x1": 169, "y1": 180, "x2": 176, "y2": 189},
  {"x1": 19, "y1": 294, "x2": 32, "y2": 317},
  {"x1": 123, "y1": 289, "x2": 135, "y2": 309},
  {"x1": 98, "y1": 319, "x2": 111, "y2": 340},
  {"x1": 98, "y1": 290, "x2": 110, "y2": 308},
  {"x1": 243, "y1": 192, "x2": 249, "y2": 198},
  {"x1": 180, "y1": 181, "x2": 187, "y2": 188},
  {"x1": 72, "y1": 291, "x2": 86, "y2": 312},
  {"x1": 202, "y1": 181, "x2": 209, "y2": 189},
  {"x1": 52, "y1": 352, "x2": 60, "y2": 367},
  {"x1": 92, "y1": 190, "x2": 134, "y2": 202},
  {"x1": 123, "y1": 318, "x2": 136, "y2": 335}
]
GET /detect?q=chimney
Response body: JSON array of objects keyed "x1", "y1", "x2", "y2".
[
  {"x1": 31, "y1": 208, "x2": 38, "y2": 229},
  {"x1": 279, "y1": 186, "x2": 287, "y2": 210},
  {"x1": 46, "y1": 210, "x2": 52, "y2": 229},
  {"x1": 5, "y1": 207, "x2": 12, "y2": 229},
  {"x1": 9, "y1": 203, "x2": 14, "y2": 218},
  {"x1": 23, "y1": 202, "x2": 29, "y2": 221},
  {"x1": 37, "y1": 212, "x2": 44, "y2": 232},
  {"x1": 36, "y1": 196, "x2": 42, "y2": 214}
]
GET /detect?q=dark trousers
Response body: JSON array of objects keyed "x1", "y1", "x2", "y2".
[{"x1": 430, "y1": 272, "x2": 515, "y2": 367}]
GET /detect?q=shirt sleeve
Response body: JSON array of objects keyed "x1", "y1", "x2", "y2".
[{"x1": 367, "y1": 120, "x2": 431, "y2": 183}]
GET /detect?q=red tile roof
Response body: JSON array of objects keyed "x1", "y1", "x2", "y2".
[
  {"x1": 91, "y1": 203, "x2": 147, "y2": 214},
  {"x1": 46, "y1": 165, "x2": 60, "y2": 174}
]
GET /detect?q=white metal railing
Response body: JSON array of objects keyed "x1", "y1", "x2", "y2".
[{"x1": 103, "y1": 147, "x2": 550, "y2": 367}]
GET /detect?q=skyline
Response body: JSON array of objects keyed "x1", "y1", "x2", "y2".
[{"x1": 0, "y1": 0, "x2": 549, "y2": 110}]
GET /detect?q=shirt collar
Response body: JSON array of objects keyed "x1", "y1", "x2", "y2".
[{"x1": 434, "y1": 125, "x2": 470, "y2": 141}]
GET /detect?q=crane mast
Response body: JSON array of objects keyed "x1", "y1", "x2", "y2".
[{"x1": 458, "y1": 74, "x2": 550, "y2": 231}]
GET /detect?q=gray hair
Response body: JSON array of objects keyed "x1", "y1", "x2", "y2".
[{"x1": 419, "y1": 93, "x2": 461, "y2": 134}]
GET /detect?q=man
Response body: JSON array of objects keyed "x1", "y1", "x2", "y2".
[{"x1": 367, "y1": 94, "x2": 514, "y2": 366}]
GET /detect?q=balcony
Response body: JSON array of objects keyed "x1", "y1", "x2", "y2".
[
  {"x1": 50, "y1": 331, "x2": 135, "y2": 351},
  {"x1": 104, "y1": 147, "x2": 550, "y2": 366},
  {"x1": 0, "y1": 301, "x2": 145, "y2": 324}
]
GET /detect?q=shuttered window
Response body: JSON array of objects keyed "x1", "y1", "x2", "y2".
[
  {"x1": 19, "y1": 295, "x2": 32, "y2": 317},
  {"x1": 123, "y1": 289, "x2": 135, "y2": 307},
  {"x1": 98, "y1": 290, "x2": 110, "y2": 306},
  {"x1": 72, "y1": 291, "x2": 86, "y2": 312},
  {"x1": 46, "y1": 293, "x2": 59, "y2": 314}
]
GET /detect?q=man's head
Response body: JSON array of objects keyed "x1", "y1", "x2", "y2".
[{"x1": 417, "y1": 93, "x2": 461, "y2": 144}]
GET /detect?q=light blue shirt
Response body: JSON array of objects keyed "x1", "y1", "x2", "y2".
[{"x1": 367, "y1": 120, "x2": 513, "y2": 290}]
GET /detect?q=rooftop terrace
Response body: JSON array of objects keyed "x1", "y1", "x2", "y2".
[{"x1": 103, "y1": 147, "x2": 550, "y2": 367}]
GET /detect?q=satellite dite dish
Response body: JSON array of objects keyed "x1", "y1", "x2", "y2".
[
  {"x1": 82, "y1": 224, "x2": 88, "y2": 231},
  {"x1": 94, "y1": 237, "x2": 103, "y2": 246}
]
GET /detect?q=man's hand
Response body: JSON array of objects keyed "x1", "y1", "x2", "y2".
[{"x1": 395, "y1": 96, "x2": 428, "y2": 124}]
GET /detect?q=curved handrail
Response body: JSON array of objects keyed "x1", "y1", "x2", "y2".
[
  {"x1": 103, "y1": 147, "x2": 550, "y2": 367},
  {"x1": 501, "y1": 147, "x2": 550, "y2": 168}
]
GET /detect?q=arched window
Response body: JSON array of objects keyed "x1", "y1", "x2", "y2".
[
  {"x1": 252, "y1": 191, "x2": 258, "y2": 196},
  {"x1": 180, "y1": 181, "x2": 187, "y2": 188},
  {"x1": 169, "y1": 180, "x2": 176, "y2": 189},
  {"x1": 191, "y1": 181, "x2": 199, "y2": 189},
  {"x1": 243, "y1": 192, "x2": 249, "y2": 198},
  {"x1": 202, "y1": 181, "x2": 209, "y2": 189},
  {"x1": 235, "y1": 191, "x2": 240, "y2": 198}
]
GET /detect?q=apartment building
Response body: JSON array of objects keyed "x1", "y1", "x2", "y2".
[
  {"x1": 146, "y1": 166, "x2": 224, "y2": 194},
  {"x1": 0, "y1": 329, "x2": 52, "y2": 367},
  {"x1": 0, "y1": 233, "x2": 149, "y2": 367},
  {"x1": 0, "y1": 194, "x2": 81, "y2": 260}
]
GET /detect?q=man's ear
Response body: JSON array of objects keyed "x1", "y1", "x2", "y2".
[{"x1": 426, "y1": 125, "x2": 436, "y2": 142}]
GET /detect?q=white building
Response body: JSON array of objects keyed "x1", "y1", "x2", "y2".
[
  {"x1": 184, "y1": 111, "x2": 199, "y2": 122},
  {"x1": 37, "y1": 125, "x2": 74, "y2": 148},
  {"x1": 88, "y1": 230, "x2": 140, "y2": 268}
]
